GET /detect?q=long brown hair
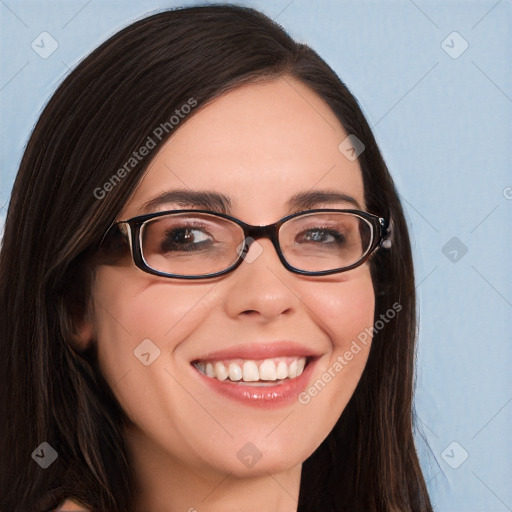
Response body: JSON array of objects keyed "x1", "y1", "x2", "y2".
[{"x1": 0, "y1": 4, "x2": 432, "y2": 511}]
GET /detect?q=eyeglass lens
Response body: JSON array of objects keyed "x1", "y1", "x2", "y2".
[{"x1": 139, "y1": 212, "x2": 373, "y2": 276}]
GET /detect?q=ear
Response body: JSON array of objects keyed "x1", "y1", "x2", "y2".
[
  {"x1": 71, "y1": 313, "x2": 96, "y2": 351},
  {"x1": 67, "y1": 294, "x2": 97, "y2": 352},
  {"x1": 61, "y1": 254, "x2": 99, "y2": 353}
]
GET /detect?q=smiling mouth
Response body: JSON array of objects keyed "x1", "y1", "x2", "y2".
[{"x1": 192, "y1": 356, "x2": 308, "y2": 385}]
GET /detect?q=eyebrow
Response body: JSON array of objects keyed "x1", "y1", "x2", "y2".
[
  {"x1": 140, "y1": 189, "x2": 234, "y2": 215},
  {"x1": 138, "y1": 188, "x2": 362, "y2": 215},
  {"x1": 286, "y1": 190, "x2": 362, "y2": 211}
]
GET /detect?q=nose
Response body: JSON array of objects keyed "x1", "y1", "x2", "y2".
[{"x1": 222, "y1": 237, "x2": 300, "y2": 321}]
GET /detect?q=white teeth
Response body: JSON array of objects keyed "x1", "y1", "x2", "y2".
[
  {"x1": 214, "y1": 361, "x2": 228, "y2": 381},
  {"x1": 242, "y1": 361, "x2": 259, "y2": 382},
  {"x1": 276, "y1": 361, "x2": 288, "y2": 380},
  {"x1": 195, "y1": 357, "x2": 308, "y2": 383},
  {"x1": 259, "y1": 359, "x2": 277, "y2": 380},
  {"x1": 296, "y1": 358, "x2": 305, "y2": 376},
  {"x1": 288, "y1": 360, "x2": 297, "y2": 378},
  {"x1": 228, "y1": 363, "x2": 242, "y2": 381}
]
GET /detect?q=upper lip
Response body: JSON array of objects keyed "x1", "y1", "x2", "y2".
[{"x1": 192, "y1": 341, "x2": 321, "y2": 362}]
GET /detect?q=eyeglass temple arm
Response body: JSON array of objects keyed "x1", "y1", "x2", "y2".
[
  {"x1": 379, "y1": 217, "x2": 393, "y2": 249},
  {"x1": 99, "y1": 220, "x2": 132, "y2": 250}
]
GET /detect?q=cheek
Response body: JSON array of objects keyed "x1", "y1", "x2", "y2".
[
  {"x1": 308, "y1": 268, "x2": 375, "y2": 352},
  {"x1": 89, "y1": 267, "x2": 214, "y2": 394},
  {"x1": 293, "y1": 267, "x2": 375, "y2": 434}
]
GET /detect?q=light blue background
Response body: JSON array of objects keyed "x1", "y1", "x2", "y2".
[{"x1": 1, "y1": 1, "x2": 511, "y2": 510}]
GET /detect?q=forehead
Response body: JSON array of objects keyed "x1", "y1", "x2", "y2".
[{"x1": 120, "y1": 76, "x2": 366, "y2": 221}]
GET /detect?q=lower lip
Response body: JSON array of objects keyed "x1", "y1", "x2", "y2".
[{"x1": 192, "y1": 360, "x2": 316, "y2": 408}]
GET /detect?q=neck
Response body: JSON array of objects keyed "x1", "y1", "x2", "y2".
[{"x1": 124, "y1": 424, "x2": 301, "y2": 512}]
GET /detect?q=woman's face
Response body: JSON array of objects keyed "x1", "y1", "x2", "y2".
[{"x1": 81, "y1": 77, "x2": 375, "y2": 479}]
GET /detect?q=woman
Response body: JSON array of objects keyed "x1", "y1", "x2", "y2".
[{"x1": 0, "y1": 4, "x2": 433, "y2": 511}]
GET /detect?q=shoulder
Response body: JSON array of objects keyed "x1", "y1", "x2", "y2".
[{"x1": 53, "y1": 498, "x2": 91, "y2": 511}]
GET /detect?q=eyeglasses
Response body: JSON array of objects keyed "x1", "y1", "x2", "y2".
[{"x1": 100, "y1": 209, "x2": 390, "y2": 279}]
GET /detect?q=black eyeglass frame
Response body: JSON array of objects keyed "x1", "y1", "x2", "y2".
[{"x1": 101, "y1": 208, "x2": 390, "y2": 279}]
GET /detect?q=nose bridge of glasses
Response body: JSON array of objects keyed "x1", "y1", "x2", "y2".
[{"x1": 241, "y1": 223, "x2": 281, "y2": 254}]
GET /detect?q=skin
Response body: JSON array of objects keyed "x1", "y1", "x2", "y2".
[{"x1": 78, "y1": 76, "x2": 375, "y2": 512}]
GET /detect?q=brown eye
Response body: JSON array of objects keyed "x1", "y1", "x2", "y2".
[{"x1": 160, "y1": 227, "x2": 212, "y2": 252}]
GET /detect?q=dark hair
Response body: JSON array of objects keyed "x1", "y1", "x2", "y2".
[{"x1": 0, "y1": 4, "x2": 432, "y2": 511}]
